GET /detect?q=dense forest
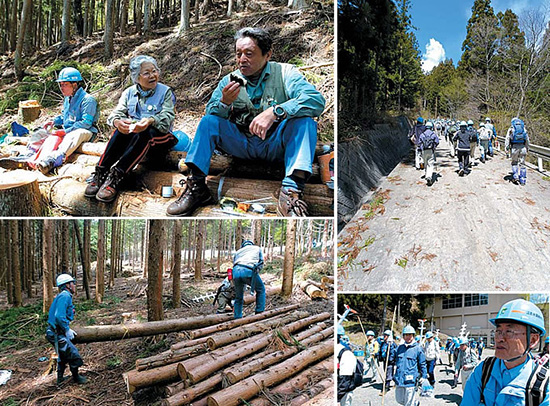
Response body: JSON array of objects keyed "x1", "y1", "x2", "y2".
[
  {"x1": 339, "y1": 0, "x2": 550, "y2": 148},
  {"x1": 0, "y1": 218, "x2": 334, "y2": 311}
]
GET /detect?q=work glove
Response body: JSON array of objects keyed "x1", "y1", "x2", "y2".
[{"x1": 66, "y1": 329, "x2": 77, "y2": 341}]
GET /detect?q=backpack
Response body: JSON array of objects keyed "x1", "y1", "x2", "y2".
[
  {"x1": 511, "y1": 118, "x2": 527, "y2": 144},
  {"x1": 421, "y1": 132, "x2": 436, "y2": 150},
  {"x1": 469, "y1": 129, "x2": 478, "y2": 143},
  {"x1": 337, "y1": 347, "x2": 364, "y2": 388},
  {"x1": 480, "y1": 356, "x2": 549, "y2": 406}
]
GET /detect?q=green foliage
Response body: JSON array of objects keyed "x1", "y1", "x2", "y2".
[
  {"x1": 0, "y1": 303, "x2": 47, "y2": 352},
  {"x1": 1, "y1": 398, "x2": 19, "y2": 406},
  {"x1": 138, "y1": 339, "x2": 168, "y2": 359},
  {"x1": 395, "y1": 256, "x2": 408, "y2": 269},
  {"x1": 106, "y1": 356, "x2": 123, "y2": 369}
]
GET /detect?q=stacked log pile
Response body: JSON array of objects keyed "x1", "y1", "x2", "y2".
[
  {"x1": 0, "y1": 138, "x2": 333, "y2": 216},
  {"x1": 122, "y1": 304, "x2": 334, "y2": 406}
]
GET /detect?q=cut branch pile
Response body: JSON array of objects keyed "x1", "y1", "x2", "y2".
[{"x1": 122, "y1": 304, "x2": 333, "y2": 406}]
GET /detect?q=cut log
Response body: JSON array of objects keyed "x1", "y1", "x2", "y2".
[
  {"x1": 299, "y1": 281, "x2": 328, "y2": 299},
  {"x1": 206, "y1": 340, "x2": 333, "y2": 406},
  {"x1": 305, "y1": 279, "x2": 327, "y2": 291},
  {"x1": 223, "y1": 325, "x2": 333, "y2": 384},
  {"x1": 180, "y1": 303, "x2": 299, "y2": 342},
  {"x1": 298, "y1": 386, "x2": 334, "y2": 406},
  {"x1": 320, "y1": 276, "x2": 334, "y2": 284},
  {"x1": 76, "y1": 141, "x2": 106, "y2": 156},
  {"x1": 181, "y1": 313, "x2": 331, "y2": 384},
  {"x1": 288, "y1": 378, "x2": 334, "y2": 406},
  {"x1": 162, "y1": 373, "x2": 222, "y2": 406},
  {"x1": 243, "y1": 285, "x2": 281, "y2": 305},
  {"x1": 0, "y1": 170, "x2": 46, "y2": 216},
  {"x1": 249, "y1": 375, "x2": 334, "y2": 406},
  {"x1": 124, "y1": 362, "x2": 181, "y2": 394},
  {"x1": 72, "y1": 313, "x2": 232, "y2": 343},
  {"x1": 136, "y1": 336, "x2": 209, "y2": 371},
  {"x1": 205, "y1": 310, "x2": 310, "y2": 350}
]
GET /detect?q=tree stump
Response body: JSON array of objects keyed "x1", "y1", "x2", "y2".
[{"x1": 0, "y1": 170, "x2": 45, "y2": 216}]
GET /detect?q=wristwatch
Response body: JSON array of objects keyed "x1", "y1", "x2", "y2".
[{"x1": 273, "y1": 105, "x2": 287, "y2": 121}]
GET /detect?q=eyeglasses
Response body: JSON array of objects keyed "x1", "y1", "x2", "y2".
[
  {"x1": 140, "y1": 69, "x2": 158, "y2": 78},
  {"x1": 495, "y1": 329, "x2": 526, "y2": 339}
]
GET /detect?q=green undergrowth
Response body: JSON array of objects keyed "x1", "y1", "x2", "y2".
[
  {"x1": 0, "y1": 60, "x2": 115, "y2": 117},
  {"x1": 0, "y1": 303, "x2": 47, "y2": 352}
]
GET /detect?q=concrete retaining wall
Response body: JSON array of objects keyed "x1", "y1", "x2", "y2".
[{"x1": 338, "y1": 116, "x2": 411, "y2": 231}]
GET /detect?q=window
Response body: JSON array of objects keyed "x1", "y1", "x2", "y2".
[
  {"x1": 443, "y1": 295, "x2": 462, "y2": 309},
  {"x1": 464, "y1": 294, "x2": 489, "y2": 307}
]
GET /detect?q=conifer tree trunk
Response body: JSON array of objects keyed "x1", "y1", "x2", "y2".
[
  {"x1": 135, "y1": 0, "x2": 142, "y2": 33},
  {"x1": 61, "y1": 220, "x2": 70, "y2": 273},
  {"x1": 73, "y1": 0, "x2": 83, "y2": 34},
  {"x1": 172, "y1": 220, "x2": 182, "y2": 308},
  {"x1": 104, "y1": 0, "x2": 114, "y2": 58},
  {"x1": 83, "y1": 220, "x2": 92, "y2": 299},
  {"x1": 235, "y1": 220, "x2": 242, "y2": 249},
  {"x1": 10, "y1": 221, "x2": 22, "y2": 307},
  {"x1": 178, "y1": 0, "x2": 189, "y2": 34},
  {"x1": 186, "y1": 220, "x2": 193, "y2": 271},
  {"x1": 194, "y1": 220, "x2": 204, "y2": 281},
  {"x1": 43, "y1": 220, "x2": 54, "y2": 314},
  {"x1": 143, "y1": 0, "x2": 150, "y2": 34},
  {"x1": 216, "y1": 221, "x2": 222, "y2": 272},
  {"x1": 321, "y1": 220, "x2": 329, "y2": 257},
  {"x1": 282, "y1": 219, "x2": 296, "y2": 297},
  {"x1": 142, "y1": 220, "x2": 149, "y2": 278},
  {"x1": 120, "y1": 0, "x2": 128, "y2": 35},
  {"x1": 14, "y1": 0, "x2": 33, "y2": 80},
  {"x1": 147, "y1": 220, "x2": 165, "y2": 322},
  {"x1": 88, "y1": 0, "x2": 95, "y2": 36},
  {"x1": 83, "y1": 0, "x2": 89, "y2": 37},
  {"x1": 10, "y1": 0, "x2": 18, "y2": 51},
  {"x1": 61, "y1": 0, "x2": 70, "y2": 45},
  {"x1": 96, "y1": 220, "x2": 106, "y2": 304}
]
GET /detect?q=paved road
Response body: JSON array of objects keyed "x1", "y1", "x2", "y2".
[
  {"x1": 338, "y1": 140, "x2": 550, "y2": 291},
  {"x1": 348, "y1": 349, "x2": 495, "y2": 405}
]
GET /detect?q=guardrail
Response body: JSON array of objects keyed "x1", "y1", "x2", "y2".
[{"x1": 496, "y1": 136, "x2": 550, "y2": 173}]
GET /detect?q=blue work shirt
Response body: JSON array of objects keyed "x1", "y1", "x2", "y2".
[
  {"x1": 206, "y1": 61, "x2": 325, "y2": 120},
  {"x1": 394, "y1": 342, "x2": 427, "y2": 387},
  {"x1": 233, "y1": 245, "x2": 264, "y2": 271},
  {"x1": 461, "y1": 356, "x2": 550, "y2": 406},
  {"x1": 47, "y1": 289, "x2": 75, "y2": 334},
  {"x1": 53, "y1": 87, "x2": 99, "y2": 135}
]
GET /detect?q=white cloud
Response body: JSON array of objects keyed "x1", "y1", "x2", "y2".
[{"x1": 421, "y1": 38, "x2": 446, "y2": 73}]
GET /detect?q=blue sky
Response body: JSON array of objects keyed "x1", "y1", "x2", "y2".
[{"x1": 409, "y1": 0, "x2": 550, "y2": 73}]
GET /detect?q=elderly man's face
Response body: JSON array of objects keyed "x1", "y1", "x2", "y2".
[
  {"x1": 494, "y1": 322, "x2": 537, "y2": 361},
  {"x1": 235, "y1": 37, "x2": 271, "y2": 78},
  {"x1": 137, "y1": 62, "x2": 159, "y2": 91}
]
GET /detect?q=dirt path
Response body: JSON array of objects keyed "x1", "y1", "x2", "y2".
[{"x1": 338, "y1": 140, "x2": 550, "y2": 292}]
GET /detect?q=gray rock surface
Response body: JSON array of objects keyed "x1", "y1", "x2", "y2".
[{"x1": 338, "y1": 140, "x2": 550, "y2": 292}]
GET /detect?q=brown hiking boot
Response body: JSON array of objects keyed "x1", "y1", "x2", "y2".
[
  {"x1": 277, "y1": 187, "x2": 309, "y2": 217},
  {"x1": 0, "y1": 157, "x2": 30, "y2": 170},
  {"x1": 96, "y1": 167, "x2": 124, "y2": 203},
  {"x1": 166, "y1": 177, "x2": 214, "y2": 216},
  {"x1": 84, "y1": 166, "x2": 108, "y2": 198}
]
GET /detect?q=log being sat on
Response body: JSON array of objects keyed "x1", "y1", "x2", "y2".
[{"x1": 166, "y1": 27, "x2": 326, "y2": 217}]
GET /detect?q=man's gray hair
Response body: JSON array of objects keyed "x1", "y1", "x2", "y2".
[
  {"x1": 234, "y1": 27, "x2": 273, "y2": 55},
  {"x1": 129, "y1": 55, "x2": 161, "y2": 84}
]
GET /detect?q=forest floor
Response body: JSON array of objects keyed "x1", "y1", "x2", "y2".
[
  {"x1": 0, "y1": 2, "x2": 334, "y2": 217},
  {"x1": 0, "y1": 256, "x2": 334, "y2": 406}
]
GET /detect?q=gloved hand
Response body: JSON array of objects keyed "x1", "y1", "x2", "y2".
[{"x1": 66, "y1": 329, "x2": 77, "y2": 341}]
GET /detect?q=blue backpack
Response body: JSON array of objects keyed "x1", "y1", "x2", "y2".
[{"x1": 511, "y1": 118, "x2": 526, "y2": 144}]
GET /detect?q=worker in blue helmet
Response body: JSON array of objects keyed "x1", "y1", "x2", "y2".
[
  {"x1": 231, "y1": 239, "x2": 265, "y2": 319},
  {"x1": 423, "y1": 331, "x2": 439, "y2": 387},
  {"x1": 462, "y1": 299, "x2": 549, "y2": 405},
  {"x1": 378, "y1": 329, "x2": 398, "y2": 395},
  {"x1": 505, "y1": 117, "x2": 530, "y2": 185},
  {"x1": 45, "y1": 274, "x2": 87, "y2": 385},
  {"x1": 394, "y1": 325, "x2": 427, "y2": 406},
  {"x1": 454, "y1": 336, "x2": 479, "y2": 390},
  {"x1": 364, "y1": 330, "x2": 379, "y2": 382},
  {"x1": 0, "y1": 67, "x2": 99, "y2": 174},
  {"x1": 446, "y1": 337, "x2": 456, "y2": 367}
]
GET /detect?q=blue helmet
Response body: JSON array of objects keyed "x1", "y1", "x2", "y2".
[
  {"x1": 458, "y1": 337, "x2": 469, "y2": 346},
  {"x1": 403, "y1": 325, "x2": 416, "y2": 335},
  {"x1": 415, "y1": 335, "x2": 420, "y2": 342},
  {"x1": 57, "y1": 67, "x2": 83, "y2": 82},
  {"x1": 417, "y1": 117, "x2": 424, "y2": 124},
  {"x1": 490, "y1": 299, "x2": 546, "y2": 336},
  {"x1": 366, "y1": 330, "x2": 375, "y2": 336},
  {"x1": 426, "y1": 332, "x2": 434, "y2": 339},
  {"x1": 241, "y1": 240, "x2": 254, "y2": 248}
]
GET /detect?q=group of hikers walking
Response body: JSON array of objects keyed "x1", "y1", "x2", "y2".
[
  {"x1": 409, "y1": 116, "x2": 531, "y2": 186},
  {"x1": 0, "y1": 27, "x2": 326, "y2": 217},
  {"x1": 337, "y1": 299, "x2": 549, "y2": 406}
]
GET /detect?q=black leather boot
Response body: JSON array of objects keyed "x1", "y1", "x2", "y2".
[
  {"x1": 96, "y1": 167, "x2": 124, "y2": 203},
  {"x1": 166, "y1": 177, "x2": 214, "y2": 216},
  {"x1": 277, "y1": 187, "x2": 309, "y2": 217}
]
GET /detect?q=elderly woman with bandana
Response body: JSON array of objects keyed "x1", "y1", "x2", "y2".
[{"x1": 84, "y1": 55, "x2": 177, "y2": 203}]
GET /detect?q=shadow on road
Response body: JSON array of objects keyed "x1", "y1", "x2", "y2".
[{"x1": 434, "y1": 393, "x2": 463, "y2": 404}]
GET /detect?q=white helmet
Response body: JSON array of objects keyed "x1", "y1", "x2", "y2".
[
  {"x1": 459, "y1": 121, "x2": 467, "y2": 127},
  {"x1": 485, "y1": 117, "x2": 491, "y2": 122},
  {"x1": 56, "y1": 274, "x2": 75, "y2": 287}
]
